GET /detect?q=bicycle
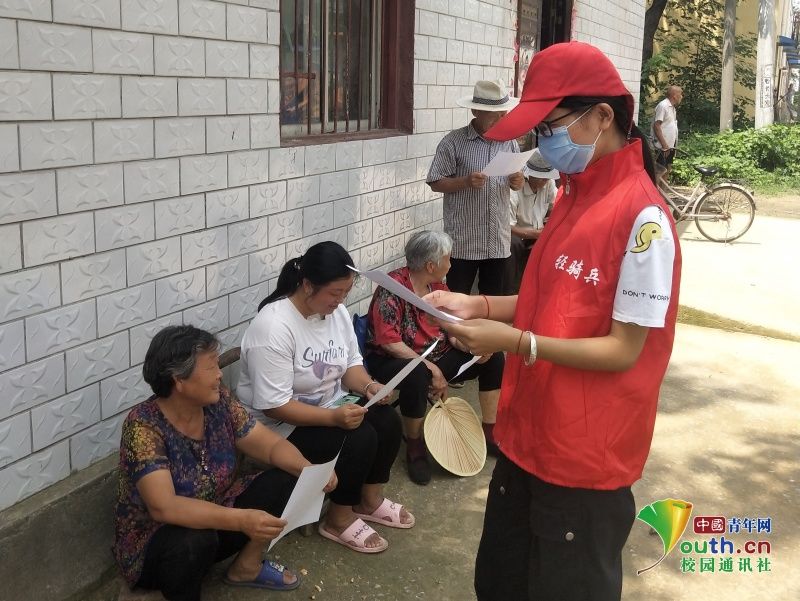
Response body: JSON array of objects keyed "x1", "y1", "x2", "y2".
[{"x1": 656, "y1": 164, "x2": 756, "y2": 243}]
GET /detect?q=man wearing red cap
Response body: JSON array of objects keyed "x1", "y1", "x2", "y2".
[
  {"x1": 425, "y1": 42, "x2": 682, "y2": 601},
  {"x1": 427, "y1": 80, "x2": 525, "y2": 297}
]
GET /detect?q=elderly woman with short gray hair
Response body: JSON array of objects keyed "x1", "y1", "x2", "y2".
[{"x1": 366, "y1": 231, "x2": 504, "y2": 485}]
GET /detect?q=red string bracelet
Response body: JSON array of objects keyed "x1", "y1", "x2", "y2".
[
  {"x1": 514, "y1": 329, "x2": 525, "y2": 354},
  {"x1": 481, "y1": 294, "x2": 490, "y2": 319}
]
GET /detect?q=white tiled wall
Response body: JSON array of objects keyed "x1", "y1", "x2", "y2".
[{"x1": 0, "y1": 0, "x2": 643, "y2": 511}]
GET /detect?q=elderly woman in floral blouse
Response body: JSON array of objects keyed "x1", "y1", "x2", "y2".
[
  {"x1": 366, "y1": 231, "x2": 505, "y2": 485},
  {"x1": 113, "y1": 325, "x2": 336, "y2": 601}
]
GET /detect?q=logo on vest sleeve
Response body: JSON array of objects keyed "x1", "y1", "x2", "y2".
[{"x1": 631, "y1": 222, "x2": 663, "y2": 253}]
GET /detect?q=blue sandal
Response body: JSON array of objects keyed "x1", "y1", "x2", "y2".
[{"x1": 223, "y1": 559, "x2": 300, "y2": 591}]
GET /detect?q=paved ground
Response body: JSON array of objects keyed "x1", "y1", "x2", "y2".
[{"x1": 95, "y1": 197, "x2": 799, "y2": 601}]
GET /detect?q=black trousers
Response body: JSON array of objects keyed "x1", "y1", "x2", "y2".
[
  {"x1": 446, "y1": 257, "x2": 508, "y2": 295},
  {"x1": 474, "y1": 454, "x2": 636, "y2": 601},
  {"x1": 505, "y1": 235, "x2": 534, "y2": 295},
  {"x1": 369, "y1": 348, "x2": 504, "y2": 420},
  {"x1": 136, "y1": 468, "x2": 297, "y2": 601},
  {"x1": 286, "y1": 403, "x2": 402, "y2": 506}
]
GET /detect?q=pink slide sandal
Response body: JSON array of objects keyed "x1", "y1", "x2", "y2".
[
  {"x1": 317, "y1": 518, "x2": 388, "y2": 554},
  {"x1": 354, "y1": 498, "x2": 416, "y2": 529}
]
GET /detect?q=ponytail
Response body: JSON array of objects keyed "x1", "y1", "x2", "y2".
[
  {"x1": 257, "y1": 241, "x2": 355, "y2": 311},
  {"x1": 627, "y1": 123, "x2": 657, "y2": 183}
]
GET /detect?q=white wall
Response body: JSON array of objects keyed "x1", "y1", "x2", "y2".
[{"x1": 0, "y1": 0, "x2": 518, "y2": 510}]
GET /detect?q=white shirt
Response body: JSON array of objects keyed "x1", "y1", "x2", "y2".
[
  {"x1": 612, "y1": 205, "x2": 676, "y2": 328},
  {"x1": 652, "y1": 98, "x2": 678, "y2": 150},
  {"x1": 510, "y1": 179, "x2": 558, "y2": 230},
  {"x1": 236, "y1": 298, "x2": 363, "y2": 438}
]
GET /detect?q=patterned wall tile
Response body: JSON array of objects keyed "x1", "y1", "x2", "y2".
[
  {"x1": 183, "y1": 296, "x2": 228, "y2": 333},
  {"x1": 248, "y1": 244, "x2": 285, "y2": 285},
  {"x1": 320, "y1": 171, "x2": 350, "y2": 203},
  {"x1": 94, "y1": 119, "x2": 154, "y2": 164},
  {"x1": 0, "y1": 413, "x2": 31, "y2": 468},
  {"x1": 267, "y1": 210, "x2": 302, "y2": 247},
  {"x1": 0, "y1": 265, "x2": 60, "y2": 322},
  {"x1": 154, "y1": 35, "x2": 205, "y2": 76},
  {"x1": 227, "y1": 78, "x2": 268, "y2": 114},
  {"x1": 181, "y1": 226, "x2": 228, "y2": 269},
  {"x1": 22, "y1": 212, "x2": 95, "y2": 266},
  {"x1": 179, "y1": 0, "x2": 226, "y2": 39},
  {"x1": 362, "y1": 138, "x2": 387, "y2": 167},
  {"x1": 93, "y1": 30, "x2": 154, "y2": 75},
  {"x1": 333, "y1": 196, "x2": 359, "y2": 228},
  {"x1": 57, "y1": 164, "x2": 124, "y2": 213},
  {"x1": 384, "y1": 233, "x2": 405, "y2": 263},
  {"x1": 347, "y1": 220, "x2": 373, "y2": 250},
  {"x1": 0, "y1": 320, "x2": 25, "y2": 371},
  {"x1": 0, "y1": 123, "x2": 17, "y2": 173},
  {"x1": 360, "y1": 190, "x2": 386, "y2": 220},
  {"x1": 65, "y1": 331, "x2": 129, "y2": 391},
  {"x1": 0, "y1": 18, "x2": 18, "y2": 69},
  {"x1": 128, "y1": 312, "x2": 183, "y2": 365},
  {"x1": 226, "y1": 4, "x2": 266, "y2": 42},
  {"x1": 206, "y1": 116, "x2": 250, "y2": 153},
  {"x1": 373, "y1": 213, "x2": 395, "y2": 241},
  {"x1": 228, "y1": 216, "x2": 269, "y2": 257},
  {"x1": 286, "y1": 175, "x2": 319, "y2": 210},
  {"x1": 249, "y1": 181, "x2": 286, "y2": 218},
  {"x1": 25, "y1": 300, "x2": 96, "y2": 361},
  {"x1": 153, "y1": 194, "x2": 205, "y2": 238},
  {"x1": 228, "y1": 149, "x2": 268, "y2": 187},
  {"x1": 302, "y1": 202, "x2": 333, "y2": 237},
  {"x1": 121, "y1": 0, "x2": 179, "y2": 35},
  {"x1": 126, "y1": 237, "x2": 182, "y2": 285},
  {"x1": 304, "y1": 144, "x2": 336, "y2": 176},
  {"x1": 386, "y1": 136, "x2": 408, "y2": 162},
  {"x1": 206, "y1": 255, "x2": 248, "y2": 300},
  {"x1": 0, "y1": 170, "x2": 57, "y2": 225},
  {"x1": 124, "y1": 159, "x2": 180, "y2": 204},
  {"x1": 228, "y1": 281, "x2": 269, "y2": 326},
  {"x1": 0, "y1": 441, "x2": 69, "y2": 511},
  {"x1": 336, "y1": 141, "x2": 363, "y2": 170},
  {"x1": 70, "y1": 412, "x2": 125, "y2": 471},
  {"x1": 18, "y1": 22, "x2": 92, "y2": 72},
  {"x1": 0, "y1": 225, "x2": 21, "y2": 275},
  {"x1": 395, "y1": 208, "x2": 414, "y2": 234},
  {"x1": 206, "y1": 187, "x2": 249, "y2": 227},
  {"x1": 61, "y1": 249, "x2": 126, "y2": 303},
  {"x1": 384, "y1": 185, "x2": 405, "y2": 211},
  {"x1": 52, "y1": 74, "x2": 121, "y2": 120},
  {"x1": 19, "y1": 121, "x2": 93, "y2": 170},
  {"x1": 100, "y1": 365, "x2": 150, "y2": 418},
  {"x1": 155, "y1": 117, "x2": 206, "y2": 158},
  {"x1": 249, "y1": 114, "x2": 279, "y2": 149},
  {"x1": 0, "y1": 355, "x2": 65, "y2": 421},
  {"x1": 360, "y1": 241, "x2": 384, "y2": 270},
  {"x1": 53, "y1": 0, "x2": 120, "y2": 28},
  {"x1": 0, "y1": 71, "x2": 52, "y2": 120},
  {"x1": 155, "y1": 267, "x2": 205, "y2": 316},
  {"x1": 30, "y1": 384, "x2": 101, "y2": 450},
  {"x1": 96, "y1": 281, "x2": 156, "y2": 337},
  {"x1": 269, "y1": 147, "x2": 304, "y2": 181},
  {"x1": 95, "y1": 203, "x2": 155, "y2": 251},
  {"x1": 206, "y1": 41, "x2": 249, "y2": 78},
  {"x1": 122, "y1": 76, "x2": 178, "y2": 118},
  {"x1": 249, "y1": 43, "x2": 278, "y2": 79},
  {"x1": 348, "y1": 166, "x2": 375, "y2": 196},
  {"x1": 180, "y1": 154, "x2": 227, "y2": 193}
]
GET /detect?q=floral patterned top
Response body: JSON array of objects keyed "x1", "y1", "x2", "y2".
[
  {"x1": 113, "y1": 388, "x2": 258, "y2": 587},
  {"x1": 366, "y1": 266, "x2": 451, "y2": 363}
]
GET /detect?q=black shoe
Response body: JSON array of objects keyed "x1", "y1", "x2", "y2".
[{"x1": 406, "y1": 453, "x2": 431, "y2": 485}]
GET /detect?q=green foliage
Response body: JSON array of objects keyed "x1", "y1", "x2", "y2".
[
  {"x1": 671, "y1": 125, "x2": 800, "y2": 192},
  {"x1": 640, "y1": 0, "x2": 757, "y2": 131}
]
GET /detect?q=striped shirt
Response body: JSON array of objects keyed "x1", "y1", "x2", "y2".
[{"x1": 427, "y1": 122, "x2": 520, "y2": 260}]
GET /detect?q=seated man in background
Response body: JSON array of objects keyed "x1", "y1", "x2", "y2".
[
  {"x1": 366, "y1": 231, "x2": 504, "y2": 485},
  {"x1": 505, "y1": 149, "x2": 558, "y2": 294}
]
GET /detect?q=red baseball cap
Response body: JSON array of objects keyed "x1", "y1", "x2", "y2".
[{"x1": 485, "y1": 41, "x2": 634, "y2": 141}]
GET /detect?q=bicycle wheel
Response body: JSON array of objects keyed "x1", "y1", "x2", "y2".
[{"x1": 694, "y1": 184, "x2": 756, "y2": 242}]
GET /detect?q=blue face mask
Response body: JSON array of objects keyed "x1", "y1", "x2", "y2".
[{"x1": 537, "y1": 108, "x2": 602, "y2": 175}]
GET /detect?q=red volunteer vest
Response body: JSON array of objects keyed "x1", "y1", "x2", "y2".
[{"x1": 495, "y1": 140, "x2": 682, "y2": 490}]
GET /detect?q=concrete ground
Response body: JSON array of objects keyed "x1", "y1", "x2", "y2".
[{"x1": 92, "y1": 199, "x2": 799, "y2": 601}]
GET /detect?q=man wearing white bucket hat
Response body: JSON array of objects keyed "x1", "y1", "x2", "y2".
[
  {"x1": 505, "y1": 149, "x2": 559, "y2": 293},
  {"x1": 426, "y1": 80, "x2": 524, "y2": 297}
]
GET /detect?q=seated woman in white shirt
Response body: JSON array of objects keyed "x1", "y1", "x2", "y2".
[{"x1": 236, "y1": 241, "x2": 414, "y2": 554}]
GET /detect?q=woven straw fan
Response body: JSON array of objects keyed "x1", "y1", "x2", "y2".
[{"x1": 423, "y1": 396, "x2": 487, "y2": 477}]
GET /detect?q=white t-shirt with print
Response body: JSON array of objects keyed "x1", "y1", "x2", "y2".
[
  {"x1": 236, "y1": 298, "x2": 363, "y2": 438},
  {"x1": 651, "y1": 97, "x2": 678, "y2": 150},
  {"x1": 612, "y1": 205, "x2": 676, "y2": 328}
]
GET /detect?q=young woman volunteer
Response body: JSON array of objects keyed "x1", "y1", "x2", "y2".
[{"x1": 425, "y1": 41, "x2": 682, "y2": 601}]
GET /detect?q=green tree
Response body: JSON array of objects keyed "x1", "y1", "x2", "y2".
[{"x1": 640, "y1": 0, "x2": 756, "y2": 131}]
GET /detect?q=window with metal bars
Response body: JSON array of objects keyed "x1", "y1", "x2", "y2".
[{"x1": 279, "y1": 0, "x2": 413, "y2": 143}]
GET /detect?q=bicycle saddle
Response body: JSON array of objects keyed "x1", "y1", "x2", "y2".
[{"x1": 694, "y1": 166, "x2": 719, "y2": 177}]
